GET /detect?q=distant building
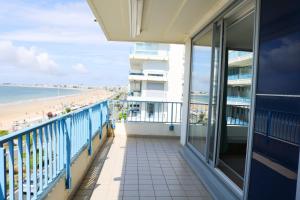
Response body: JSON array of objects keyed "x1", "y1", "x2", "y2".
[
  {"x1": 226, "y1": 50, "x2": 252, "y2": 125},
  {"x1": 127, "y1": 43, "x2": 184, "y2": 120}
]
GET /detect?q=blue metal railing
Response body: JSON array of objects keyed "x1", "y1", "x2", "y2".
[
  {"x1": 188, "y1": 102, "x2": 250, "y2": 126},
  {"x1": 226, "y1": 104, "x2": 250, "y2": 126},
  {"x1": 227, "y1": 96, "x2": 251, "y2": 104},
  {"x1": 255, "y1": 109, "x2": 300, "y2": 145},
  {"x1": 228, "y1": 73, "x2": 252, "y2": 80},
  {"x1": 0, "y1": 100, "x2": 109, "y2": 200}
]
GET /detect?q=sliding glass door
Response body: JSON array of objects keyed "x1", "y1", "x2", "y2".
[{"x1": 187, "y1": 0, "x2": 255, "y2": 191}]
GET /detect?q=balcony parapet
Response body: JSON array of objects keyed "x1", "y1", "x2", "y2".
[{"x1": 0, "y1": 100, "x2": 110, "y2": 199}]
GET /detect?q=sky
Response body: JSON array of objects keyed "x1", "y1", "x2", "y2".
[
  {"x1": 190, "y1": 46, "x2": 212, "y2": 93},
  {"x1": 0, "y1": 0, "x2": 132, "y2": 86}
]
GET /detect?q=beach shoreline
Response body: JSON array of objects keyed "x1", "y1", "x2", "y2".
[{"x1": 0, "y1": 88, "x2": 113, "y2": 131}]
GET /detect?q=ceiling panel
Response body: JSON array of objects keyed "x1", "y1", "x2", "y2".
[{"x1": 88, "y1": 0, "x2": 231, "y2": 43}]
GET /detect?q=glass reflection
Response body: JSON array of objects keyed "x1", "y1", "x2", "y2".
[
  {"x1": 188, "y1": 30, "x2": 213, "y2": 155},
  {"x1": 217, "y1": 12, "x2": 254, "y2": 189}
]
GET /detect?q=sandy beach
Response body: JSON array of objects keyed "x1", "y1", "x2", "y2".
[{"x1": 0, "y1": 89, "x2": 113, "y2": 131}]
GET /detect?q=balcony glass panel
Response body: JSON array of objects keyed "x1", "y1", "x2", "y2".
[{"x1": 131, "y1": 43, "x2": 169, "y2": 56}]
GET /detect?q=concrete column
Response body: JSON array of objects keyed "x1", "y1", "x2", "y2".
[{"x1": 180, "y1": 39, "x2": 192, "y2": 146}]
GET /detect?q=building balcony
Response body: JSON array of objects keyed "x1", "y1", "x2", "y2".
[
  {"x1": 127, "y1": 91, "x2": 167, "y2": 102},
  {"x1": 228, "y1": 74, "x2": 252, "y2": 86},
  {"x1": 227, "y1": 96, "x2": 251, "y2": 105},
  {"x1": 0, "y1": 100, "x2": 211, "y2": 200},
  {"x1": 129, "y1": 43, "x2": 169, "y2": 61},
  {"x1": 128, "y1": 72, "x2": 168, "y2": 82},
  {"x1": 129, "y1": 50, "x2": 169, "y2": 61},
  {"x1": 228, "y1": 51, "x2": 253, "y2": 67},
  {"x1": 128, "y1": 91, "x2": 142, "y2": 97}
]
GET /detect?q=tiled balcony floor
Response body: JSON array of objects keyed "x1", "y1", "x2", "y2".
[{"x1": 74, "y1": 135, "x2": 212, "y2": 200}]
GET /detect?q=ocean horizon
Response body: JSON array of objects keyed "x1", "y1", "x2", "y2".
[{"x1": 0, "y1": 86, "x2": 81, "y2": 104}]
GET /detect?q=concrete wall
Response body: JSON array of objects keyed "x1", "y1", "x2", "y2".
[
  {"x1": 44, "y1": 125, "x2": 108, "y2": 200},
  {"x1": 114, "y1": 122, "x2": 180, "y2": 137}
]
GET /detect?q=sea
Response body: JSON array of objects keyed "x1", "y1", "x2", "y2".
[
  {"x1": 191, "y1": 94, "x2": 209, "y2": 104},
  {"x1": 0, "y1": 86, "x2": 81, "y2": 104}
]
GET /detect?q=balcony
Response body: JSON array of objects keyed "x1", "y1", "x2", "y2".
[
  {"x1": 129, "y1": 43, "x2": 169, "y2": 61},
  {"x1": 228, "y1": 51, "x2": 253, "y2": 67},
  {"x1": 228, "y1": 74, "x2": 252, "y2": 86},
  {"x1": 128, "y1": 72, "x2": 145, "y2": 81},
  {"x1": 227, "y1": 96, "x2": 251, "y2": 106},
  {"x1": 0, "y1": 100, "x2": 211, "y2": 200},
  {"x1": 129, "y1": 49, "x2": 169, "y2": 61},
  {"x1": 128, "y1": 72, "x2": 168, "y2": 82},
  {"x1": 128, "y1": 91, "x2": 142, "y2": 97}
]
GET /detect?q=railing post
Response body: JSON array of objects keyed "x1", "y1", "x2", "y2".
[
  {"x1": 106, "y1": 101, "x2": 110, "y2": 128},
  {"x1": 0, "y1": 146, "x2": 6, "y2": 200},
  {"x1": 8, "y1": 140, "x2": 14, "y2": 200},
  {"x1": 99, "y1": 103, "x2": 103, "y2": 140},
  {"x1": 25, "y1": 133, "x2": 31, "y2": 200},
  {"x1": 111, "y1": 101, "x2": 116, "y2": 129},
  {"x1": 266, "y1": 111, "x2": 272, "y2": 136},
  {"x1": 32, "y1": 129, "x2": 38, "y2": 199},
  {"x1": 169, "y1": 102, "x2": 174, "y2": 131},
  {"x1": 88, "y1": 108, "x2": 92, "y2": 155},
  {"x1": 64, "y1": 117, "x2": 72, "y2": 189},
  {"x1": 18, "y1": 136, "x2": 23, "y2": 200}
]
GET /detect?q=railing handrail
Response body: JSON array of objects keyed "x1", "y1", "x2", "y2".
[
  {"x1": 111, "y1": 99, "x2": 182, "y2": 104},
  {"x1": 0, "y1": 100, "x2": 108, "y2": 144}
]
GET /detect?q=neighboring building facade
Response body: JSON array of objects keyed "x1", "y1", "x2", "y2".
[
  {"x1": 127, "y1": 43, "x2": 184, "y2": 121},
  {"x1": 227, "y1": 51, "x2": 252, "y2": 126}
]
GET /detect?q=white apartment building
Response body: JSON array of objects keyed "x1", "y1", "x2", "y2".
[
  {"x1": 127, "y1": 43, "x2": 184, "y2": 122},
  {"x1": 127, "y1": 43, "x2": 184, "y2": 102}
]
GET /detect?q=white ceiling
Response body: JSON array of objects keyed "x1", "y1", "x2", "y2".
[{"x1": 87, "y1": 0, "x2": 233, "y2": 44}]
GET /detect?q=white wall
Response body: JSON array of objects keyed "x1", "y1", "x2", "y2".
[
  {"x1": 167, "y1": 44, "x2": 185, "y2": 102},
  {"x1": 115, "y1": 122, "x2": 181, "y2": 137},
  {"x1": 142, "y1": 60, "x2": 168, "y2": 70}
]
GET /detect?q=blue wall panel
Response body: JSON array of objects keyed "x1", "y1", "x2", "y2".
[
  {"x1": 256, "y1": 0, "x2": 300, "y2": 95},
  {"x1": 248, "y1": 0, "x2": 300, "y2": 199}
]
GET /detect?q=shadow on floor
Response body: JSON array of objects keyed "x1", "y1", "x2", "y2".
[{"x1": 72, "y1": 136, "x2": 114, "y2": 200}]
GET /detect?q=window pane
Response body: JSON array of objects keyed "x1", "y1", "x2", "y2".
[{"x1": 188, "y1": 30, "x2": 213, "y2": 155}]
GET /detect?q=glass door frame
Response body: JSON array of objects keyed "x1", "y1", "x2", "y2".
[
  {"x1": 186, "y1": 24, "x2": 214, "y2": 162},
  {"x1": 213, "y1": 1, "x2": 257, "y2": 196},
  {"x1": 185, "y1": 0, "x2": 259, "y2": 198},
  {"x1": 208, "y1": 20, "x2": 224, "y2": 165}
]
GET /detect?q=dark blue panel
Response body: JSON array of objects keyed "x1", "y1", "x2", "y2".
[
  {"x1": 248, "y1": 159, "x2": 296, "y2": 200},
  {"x1": 249, "y1": 95, "x2": 300, "y2": 200},
  {"x1": 249, "y1": 0, "x2": 300, "y2": 198},
  {"x1": 256, "y1": 0, "x2": 300, "y2": 95}
]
